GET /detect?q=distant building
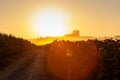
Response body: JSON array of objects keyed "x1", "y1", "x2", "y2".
[
  {"x1": 72, "y1": 30, "x2": 80, "y2": 36},
  {"x1": 64, "y1": 30, "x2": 80, "y2": 37}
]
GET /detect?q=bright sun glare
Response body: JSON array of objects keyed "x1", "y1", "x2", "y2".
[{"x1": 32, "y1": 8, "x2": 69, "y2": 37}]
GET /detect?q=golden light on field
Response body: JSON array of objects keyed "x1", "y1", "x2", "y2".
[{"x1": 31, "y1": 7, "x2": 70, "y2": 37}]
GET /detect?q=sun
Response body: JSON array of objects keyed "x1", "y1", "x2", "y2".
[{"x1": 31, "y1": 8, "x2": 69, "y2": 37}]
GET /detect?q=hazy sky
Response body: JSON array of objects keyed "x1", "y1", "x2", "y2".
[{"x1": 0, "y1": 0, "x2": 120, "y2": 38}]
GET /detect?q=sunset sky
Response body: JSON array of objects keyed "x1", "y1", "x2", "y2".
[{"x1": 0, "y1": 0, "x2": 120, "y2": 38}]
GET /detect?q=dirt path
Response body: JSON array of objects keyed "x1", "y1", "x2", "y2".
[{"x1": 0, "y1": 49, "x2": 46, "y2": 80}]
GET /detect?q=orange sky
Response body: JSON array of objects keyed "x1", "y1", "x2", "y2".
[{"x1": 0, "y1": 0, "x2": 120, "y2": 38}]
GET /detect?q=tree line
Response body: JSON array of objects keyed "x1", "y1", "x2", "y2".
[{"x1": 0, "y1": 33, "x2": 37, "y2": 70}]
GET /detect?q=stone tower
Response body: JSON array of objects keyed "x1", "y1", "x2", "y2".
[{"x1": 72, "y1": 30, "x2": 80, "y2": 36}]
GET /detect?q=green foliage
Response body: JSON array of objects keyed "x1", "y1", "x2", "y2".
[
  {"x1": 94, "y1": 39, "x2": 120, "y2": 80},
  {"x1": 0, "y1": 33, "x2": 36, "y2": 70},
  {"x1": 45, "y1": 39, "x2": 120, "y2": 80}
]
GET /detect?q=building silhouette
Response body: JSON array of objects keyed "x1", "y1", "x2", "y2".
[{"x1": 64, "y1": 30, "x2": 80, "y2": 37}]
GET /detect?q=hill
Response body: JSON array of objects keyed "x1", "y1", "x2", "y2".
[{"x1": 0, "y1": 33, "x2": 37, "y2": 70}]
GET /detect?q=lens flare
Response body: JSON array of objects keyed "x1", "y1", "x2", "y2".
[{"x1": 47, "y1": 41, "x2": 98, "y2": 80}]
